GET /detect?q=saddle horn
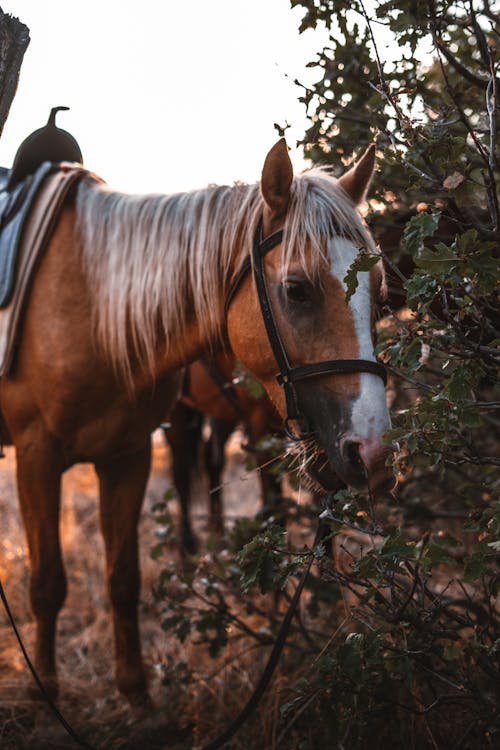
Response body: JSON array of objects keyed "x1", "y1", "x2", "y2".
[{"x1": 8, "y1": 106, "x2": 83, "y2": 188}]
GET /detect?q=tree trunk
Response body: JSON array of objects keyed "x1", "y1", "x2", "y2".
[{"x1": 0, "y1": 7, "x2": 30, "y2": 137}]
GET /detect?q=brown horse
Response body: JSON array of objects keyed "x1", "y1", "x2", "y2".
[
  {"x1": 165, "y1": 352, "x2": 282, "y2": 552},
  {"x1": 0, "y1": 138, "x2": 392, "y2": 700}
]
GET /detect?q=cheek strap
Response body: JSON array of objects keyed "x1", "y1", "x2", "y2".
[{"x1": 226, "y1": 217, "x2": 387, "y2": 439}]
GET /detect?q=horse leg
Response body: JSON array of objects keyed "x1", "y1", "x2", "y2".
[
  {"x1": 204, "y1": 418, "x2": 233, "y2": 536},
  {"x1": 165, "y1": 402, "x2": 201, "y2": 554},
  {"x1": 15, "y1": 433, "x2": 65, "y2": 698},
  {"x1": 244, "y1": 404, "x2": 284, "y2": 523},
  {"x1": 95, "y1": 440, "x2": 151, "y2": 700}
]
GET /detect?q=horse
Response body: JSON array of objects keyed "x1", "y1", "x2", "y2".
[
  {"x1": 0, "y1": 138, "x2": 392, "y2": 701},
  {"x1": 165, "y1": 352, "x2": 282, "y2": 553}
]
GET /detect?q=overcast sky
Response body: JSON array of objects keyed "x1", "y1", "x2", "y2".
[{"x1": 0, "y1": 0, "x2": 330, "y2": 193}]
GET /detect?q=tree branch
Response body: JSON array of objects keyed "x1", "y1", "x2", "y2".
[
  {"x1": 0, "y1": 8, "x2": 30, "y2": 136},
  {"x1": 434, "y1": 38, "x2": 491, "y2": 90}
]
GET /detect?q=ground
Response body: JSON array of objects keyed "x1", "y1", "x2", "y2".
[{"x1": 0, "y1": 429, "x2": 263, "y2": 749}]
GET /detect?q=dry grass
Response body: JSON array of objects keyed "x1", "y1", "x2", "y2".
[
  {"x1": 2, "y1": 427, "x2": 496, "y2": 749},
  {"x1": 0, "y1": 430, "x2": 276, "y2": 749}
]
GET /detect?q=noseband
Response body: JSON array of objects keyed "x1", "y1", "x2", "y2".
[{"x1": 225, "y1": 218, "x2": 387, "y2": 440}]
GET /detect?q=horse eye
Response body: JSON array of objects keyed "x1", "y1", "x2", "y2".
[{"x1": 283, "y1": 279, "x2": 310, "y2": 304}]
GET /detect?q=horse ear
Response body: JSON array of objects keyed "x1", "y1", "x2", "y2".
[
  {"x1": 338, "y1": 144, "x2": 376, "y2": 205},
  {"x1": 261, "y1": 138, "x2": 293, "y2": 217}
]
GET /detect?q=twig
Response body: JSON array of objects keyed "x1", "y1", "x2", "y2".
[
  {"x1": 384, "y1": 364, "x2": 439, "y2": 394},
  {"x1": 398, "y1": 533, "x2": 430, "y2": 618},
  {"x1": 200, "y1": 642, "x2": 270, "y2": 683},
  {"x1": 281, "y1": 587, "x2": 319, "y2": 650},
  {"x1": 187, "y1": 587, "x2": 274, "y2": 645},
  {"x1": 419, "y1": 662, "x2": 468, "y2": 692},
  {"x1": 482, "y1": 1, "x2": 500, "y2": 26},
  {"x1": 429, "y1": 2, "x2": 500, "y2": 233},
  {"x1": 470, "y1": 1, "x2": 492, "y2": 69},
  {"x1": 445, "y1": 455, "x2": 500, "y2": 467},
  {"x1": 433, "y1": 30, "x2": 489, "y2": 164},
  {"x1": 274, "y1": 689, "x2": 320, "y2": 747},
  {"x1": 376, "y1": 120, "x2": 439, "y2": 183},
  {"x1": 486, "y1": 46, "x2": 498, "y2": 172},
  {"x1": 323, "y1": 513, "x2": 385, "y2": 538},
  {"x1": 358, "y1": 0, "x2": 412, "y2": 132},
  {"x1": 207, "y1": 451, "x2": 287, "y2": 497},
  {"x1": 434, "y1": 37, "x2": 489, "y2": 90}
]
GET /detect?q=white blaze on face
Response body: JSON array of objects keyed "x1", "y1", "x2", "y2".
[{"x1": 329, "y1": 237, "x2": 391, "y2": 439}]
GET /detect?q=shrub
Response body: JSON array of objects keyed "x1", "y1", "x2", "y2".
[{"x1": 153, "y1": 3, "x2": 499, "y2": 746}]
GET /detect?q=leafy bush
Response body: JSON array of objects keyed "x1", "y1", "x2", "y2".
[{"x1": 152, "y1": 3, "x2": 499, "y2": 747}]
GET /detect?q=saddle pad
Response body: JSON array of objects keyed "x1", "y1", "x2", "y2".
[
  {"x1": 0, "y1": 167, "x2": 9, "y2": 192},
  {"x1": 0, "y1": 163, "x2": 88, "y2": 376},
  {"x1": 0, "y1": 161, "x2": 54, "y2": 307}
]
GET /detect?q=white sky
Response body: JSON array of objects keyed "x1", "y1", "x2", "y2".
[{"x1": 0, "y1": 0, "x2": 329, "y2": 194}]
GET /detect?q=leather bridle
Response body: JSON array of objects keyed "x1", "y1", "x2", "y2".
[{"x1": 225, "y1": 217, "x2": 387, "y2": 440}]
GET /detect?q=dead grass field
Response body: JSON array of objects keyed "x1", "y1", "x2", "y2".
[{"x1": 0, "y1": 430, "x2": 272, "y2": 749}]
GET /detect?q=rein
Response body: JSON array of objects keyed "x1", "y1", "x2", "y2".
[
  {"x1": 0, "y1": 514, "x2": 328, "y2": 750},
  {"x1": 226, "y1": 218, "x2": 387, "y2": 439},
  {"x1": 0, "y1": 577, "x2": 95, "y2": 750},
  {"x1": 201, "y1": 514, "x2": 328, "y2": 750}
]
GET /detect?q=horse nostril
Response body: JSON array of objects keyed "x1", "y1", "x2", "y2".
[
  {"x1": 339, "y1": 435, "x2": 393, "y2": 493},
  {"x1": 342, "y1": 439, "x2": 365, "y2": 473}
]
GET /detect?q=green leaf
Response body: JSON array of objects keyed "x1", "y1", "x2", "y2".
[
  {"x1": 343, "y1": 250, "x2": 379, "y2": 302},
  {"x1": 236, "y1": 525, "x2": 286, "y2": 593},
  {"x1": 403, "y1": 211, "x2": 441, "y2": 257},
  {"x1": 232, "y1": 361, "x2": 265, "y2": 399},
  {"x1": 441, "y1": 362, "x2": 483, "y2": 402},
  {"x1": 150, "y1": 542, "x2": 165, "y2": 560},
  {"x1": 463, "y1": 553, "x2": 488, "y2": 582},
  {"x1": 415, "y1": 243, "x2": 459, "y2": 275},
  {"x1": 403, "y1": 273, "x2": 437, "y2": 311}
]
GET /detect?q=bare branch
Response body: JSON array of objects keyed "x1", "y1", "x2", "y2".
[
  {"x1": 358, "y1": 0, "x2": 413, "y2": 136},
  {"x1": 428, "y1": 4, "x2": 500, "y2": 232},
  {"x1": 470, "y1": 1, "x2": 492, "y2": 69},
  {"x1": 434, "y1": 38, "x2": 490, "y2": 90},
  {"x1": 486, "y1": 46, "x2": 498, "y2": 171}
]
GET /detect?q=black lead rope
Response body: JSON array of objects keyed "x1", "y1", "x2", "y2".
[
  {"x1": 201, "y1": 516, "x2": 327, "y2": 750},
  {"x1": 0, "y1": 516, "x2": 326, "y2": 750},
  {"x1": 0, "y1": 577, "x2": 96, "y2": 750}
]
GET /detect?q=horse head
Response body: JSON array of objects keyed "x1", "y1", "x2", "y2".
[{"x1": 226, "y1": 140, "x2": 394, "y2": 495}]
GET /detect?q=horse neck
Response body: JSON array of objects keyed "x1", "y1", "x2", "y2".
[{"x1": 76, "y1": 178, "x2": 260, "y2": 384}]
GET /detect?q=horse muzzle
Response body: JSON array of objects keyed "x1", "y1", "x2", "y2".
[
  {"x1": 293, "y1": 384, "x2": 394, "y2": 496},
  {"x1": 338, "y1": 433, "x2": 395, "y2": 494},
  {"x1": 304, "y1": 435, "x2": 394, "y2": 495}
]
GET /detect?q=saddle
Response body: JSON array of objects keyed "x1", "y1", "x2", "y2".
[{"x1": 0, "y1": 107, "x2": 88, "y2": 375}]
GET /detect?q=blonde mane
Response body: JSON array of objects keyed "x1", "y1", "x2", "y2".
[{"x1": 76, "y1": 168, "x2": 375, "y2": 380}]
